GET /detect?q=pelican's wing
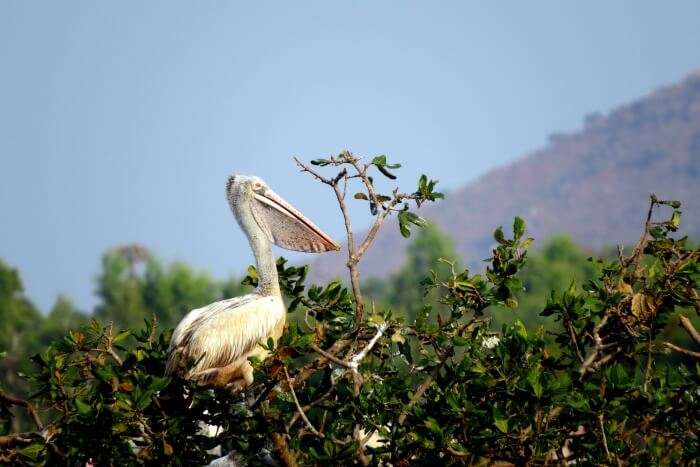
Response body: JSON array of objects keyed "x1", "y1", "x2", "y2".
[{"x1": 166, "y1": 294, "x2": 284, "y2": 376}]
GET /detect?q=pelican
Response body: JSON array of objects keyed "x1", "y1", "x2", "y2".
[{"x1": 166, "y1": 175, "x2": 340, "y2": 389}]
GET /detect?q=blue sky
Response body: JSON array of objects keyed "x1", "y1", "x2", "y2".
[{"x1": 2, "y1": 1, "x2": 700, "y2": 311}]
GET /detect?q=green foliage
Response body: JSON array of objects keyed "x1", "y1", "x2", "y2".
[{"x1": 3, "y1": 319, "x2": 241, "y2": 465}]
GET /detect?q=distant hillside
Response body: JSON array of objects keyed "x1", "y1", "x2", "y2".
[{"x1": 311, "y1": 71, "x2": 700, "y2": 281}]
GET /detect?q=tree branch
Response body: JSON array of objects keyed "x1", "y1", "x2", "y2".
[
  {"x1": 0, "y1": 390, "x2": 44, "y2": 431},
  {"x1": 283, "y1": 367, "x2": 323, "y2": 438},
  {"x1": 679, "y1": 315, "x2": 700, "y2": 347},
  {"x1": 294, "y1": 156, "x2": 366, "y2": 323},
  {"x1": 663, "y1": 342, "x2": 700, "y2": 359}
]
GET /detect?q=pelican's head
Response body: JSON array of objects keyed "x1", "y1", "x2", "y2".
[{"x1": 227, "y1": 175, "x2": 341, "y2": 253}]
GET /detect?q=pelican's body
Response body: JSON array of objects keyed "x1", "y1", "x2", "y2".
[{"x1": 166, "y1": 175, "x2": 339, "y2": 389}]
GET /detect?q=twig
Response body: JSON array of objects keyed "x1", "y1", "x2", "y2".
[
  {"x1": 349, "y1": 323, "x2": 388, "y2": 371},
  {"x1": 598, "y1": 414, "x2": 610, "y2": 459},
  {"x1": 565, "y1": 319, "x2": 585, "y2": 364},
  {"x1": 643, "y1": 328, "x2": 653, "y2": 393},
  {"x1": 283, "y1": 367, "x2": 323, "y2": 438},
  {"x1": 0, "y1": 433, "x2": 38, "y2": 447},
  {"x1": 286, "y1": 385, "x2": 337, "y2": 431},
  {"x1": 663, "y1": 342, "x2": 700, "y2": 359},
  {"x1": 104, "y1": 321, "x2": 123, "y2": 365},
  {"x1": 0, "y1": 390, "x2": 44, "y2": 431},
  {"x1": 348, "y1": 323, "x2": 387, "y2": 395},
  {"x1": 679, "y1": 315, "x2": 700, "y2": 347},
  {"x1": 446, "y1": 446, "x2": 470, "y2": 458},
  {"x1": 579, "y1": 314, "x2": 610, "y2": 376},
  {"x1": 294, "y1": 156, "x2": 366, "y2": 323},
  {"x1": 689, "y1": 288, "x2": 700, "y2": 317},
  {"x1": 294, "y1": 339, "x2": 353, "y2": 388},
  {"x1": 398, "y1": 375, "x2": 434, "y2": 425},
  {"x1": 309, "y1": 344, "x2": 354, "y2": 369},
  {"x1": 626, "y1": 194, "x2": 656, "y2": 277}
]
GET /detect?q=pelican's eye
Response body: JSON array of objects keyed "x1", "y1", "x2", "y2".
[{"x1": 251, "y1": 181, "x2": 264, "y2": 192}]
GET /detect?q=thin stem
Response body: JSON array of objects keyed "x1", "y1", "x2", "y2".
[
  {"x1": 0, "y1": 390, "x2": 44, "y2": 431},
  {"x1": 283, "y1": 367, "x2": 323, "y2": 438},
  {"x1": 309, "y1": 344, "x2": 354, "y2": 369},
  {"x1": 294, "y1": 156, "x2": 366, "y2": 323},
  {"x1": 679, "y1": 315, "x2": 700, "y2": 347},
  {"x1": 663, "y1": 342, "x2": 700, "y2": 359}
]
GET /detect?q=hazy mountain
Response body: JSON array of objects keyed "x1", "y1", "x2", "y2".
[{"x1": 310, "y1": 71, "x2": 700, "y2": 281}]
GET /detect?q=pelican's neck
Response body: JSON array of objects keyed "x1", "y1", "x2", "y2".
[
  {"x1": 231, "y1": 191, "x2": 280, "y2": 297},
  {"x1": 249, "y1": 231, "x2": 280, "y2": 297}
]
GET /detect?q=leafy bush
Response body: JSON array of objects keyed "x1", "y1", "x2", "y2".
[{"x1": 1, "y1": 153, "x2": 699, "y2": 465}]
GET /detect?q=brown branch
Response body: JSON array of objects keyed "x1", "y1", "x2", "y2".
[
  {"x1": 0, "y1": 432, "x2": 38, "y2": 447},
  {"x1": 0, "y1": 390, "x2": 44, "y2": 431},
  {"x1": 579, "y1": 314, "x2": 610, "y2": 376},
  {"x1": 626, "y1": 194, "x2": 656, "y2": 277},
  {"x1": 294, "y1": 339, "x2": 353, "y2": 389},
  {"x1": 689, "y1": 288, "x2": 700, "y2": 317},
  {"x1": 294, "y1": 156, "x2": 366, "y2": 323},
  {"x1": 286, "y1": 385, "x2": 337, "y2": 431},
  {"x1": 283, "y1": 367, "x2": 323, "y2": 438},
  {"x1": 679, "y1": 315, "x2": 700, "y2": 347},
  {"x1": 445, "y1": 446, "x2": 470, "y2": 458},
  {"x1": 664, "y1": 342, "x2": 700, "y2": 359},
  {"x1": 398, "y1": 375, "x2": 434, "y2": 425},
  {"x1": 598, "y1": 414, "x2": 611, "y2": 459},
  {"x1": 309, "y1": 344, "x2": 354, "y2": 369},
  {"x1": 565, "y1": 319, "x2": 585, "y2": 364}
]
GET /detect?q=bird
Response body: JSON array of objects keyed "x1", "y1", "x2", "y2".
[{"x1": 166, "y1": 175, "x2": 340, "y2": 390}]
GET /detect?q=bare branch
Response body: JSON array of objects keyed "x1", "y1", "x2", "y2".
[
  {"x1": 283, "y1": 367, "x2": 323, "y2": 438},
  {"x1": 579, "y1": 314, "x2": 610, "y2": 376},
  {"x1": 294, "y1": 156, "x2": 366, "y2": 323},
  {"x1": 599, "y1": 414, "x2": 611, "y2": 459},
  {"x1": 446, "y1": 446, "x2": 471, "y2": 459},
  {"x1": 286, "y1": 385, "x2": 336, "y2": 432},
  {"x1": 0, "y1": 390, "x2": 44, "y2": 431},
  {"x1": 625, "y1": 194, "x2": 656, "y2": 276},
  {"x1": 679, "y1": 315, "x2": 700, "y2": 347},
  {"x1": 294, "y1": 339, "x2": 353, "y2": 388},
  {"x1": 293, "y1": 157, "x2": 333, "y2": 185},
  {"x1": 309, "y1": 344, "x2": 354, "y2": 369},
  {"x1": 349, "y1": 323, "x2": 388, "y2": 370},
  {"x1": 0, "y1": 432, "x2": 38, "y2": 447},
  {"x1": 663, "y1": 342, "x2": 700, "y2": 359},
  {"x1": 398, "y1": 375, "x2": 433, "y2": 425}
]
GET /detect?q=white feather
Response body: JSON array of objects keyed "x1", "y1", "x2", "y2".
[{"x1": 167, "y1": 294, "x2": 285, "y2": 378}]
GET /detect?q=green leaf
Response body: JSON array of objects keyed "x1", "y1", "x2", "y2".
[
  {"x1": 494, "y1": 227, "x2": 505, "y2": 244},
  {"x1": 513, "y1": 216, "x2": 525, "y2": 239},
  {"x1": 19, "y1": 443, "x2": 45, "y2": 461},
  {"x1": 354, "y1": 192, "x2": 369, "y2": 200},
  {"x1": 376, "y1": 164, "x2": 397, "y2": 179},
  {"x1": 670, "y1": 210, "x2": 681, "y2": 229},
  {"x1": 372, "y1": 155, "x2": 387, "y2": 166},
  {"x1": 75, "y1": 398, "x2": 94, "y2": 417},
  {"x1": 494, "y1": 416, "x2": 509, "y2": 433},
  {"x1": 311, "y1": 158, "x2": 331, "y2": 166},
  {"x1": 425, "y1": 417, "x2": 443, "y2": 436},
  {"x1": 112, "y1": 330, "x2": 131, "y2": 344}
]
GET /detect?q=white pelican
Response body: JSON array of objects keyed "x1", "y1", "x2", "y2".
[{"x1": 166, "y1": 175, "x2": 340, "y2": 389}]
